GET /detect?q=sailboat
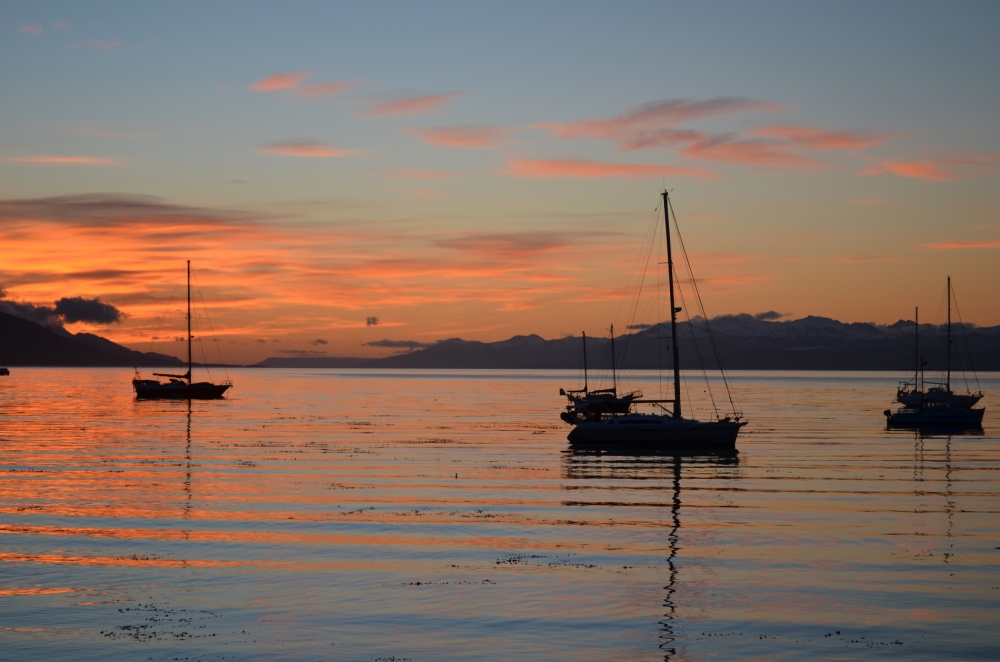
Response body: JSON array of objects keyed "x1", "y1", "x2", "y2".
[
  {"x1": 560, "y1": 328, "x2": 642, "y2": 422},
  {"x1": 132, "y1": 261, "x2": 233, "y2": 399},
  {"x1": 885, "y1": 278, "x2": 984, "y2": 428},
  {"x1": 560, "y1": 191, "x2": 746, "y2": 451}
]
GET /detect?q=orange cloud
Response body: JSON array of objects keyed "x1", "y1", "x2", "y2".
[
  {"x1": 20, "y1": 23, "x2": 43, "y2": 35},
  {"x1": 259, "y1": 142, "x2": 364, "y2": 157},
  {"x1": 248, "y1": 71, "x2": 311, "y2": 92},
  {"x1": 751, "y1": 125, "x2": 901, "y2": 151},
  {"x1": 409, "y1": 124, "x2": 509, "y2": 149},
  {"x1": 859, "y1": 152, "x2": 1000, "y2": 181},
  {"x1": 362, "y1": 91, "x2": 464, "y2": 117},
  {"x1": 379, "y1": 168, "x2": 460, "y2": 180},
  {"x1": 503, "y1": 158, "x2": 713, "y2": 180},
  {"x1": 2, "y1": 156, "x2": 120, "y2": 166},
  {"x1": 922, "y1": 240, "x2": 1000, "y2": 250}
]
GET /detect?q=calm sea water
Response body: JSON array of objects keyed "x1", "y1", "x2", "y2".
[{"x1": 1, "y1": 368, "x2": 998, "y2": 661}]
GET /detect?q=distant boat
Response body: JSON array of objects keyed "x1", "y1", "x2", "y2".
[
  {"x1": 560, "y1": 191, "x2": 746, "y2": 451},
  {"x1": 886, "y1": 278, "x2": 984, "y2": 428},
  {"x1": 0, "y1": 367, "x2": 8, "y2": 376},
  {"x1": 132, "y1": 261, "x2": 232, "y2": 399}
]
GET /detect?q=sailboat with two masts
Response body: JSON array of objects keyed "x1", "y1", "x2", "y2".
[
  {"x1": 885, "y1": 277, "x2": 984, "y2": 428},
  {"x1": 560, "y1": 191, "x2": 746, "y2": 451},
  {"x1": 132, "y1": 261, "x2": 233, "y2": 399}
]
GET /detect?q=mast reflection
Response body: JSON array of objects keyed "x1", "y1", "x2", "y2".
[{"x1": 563, "y1": 445, "x2": 738, "y2": 659}]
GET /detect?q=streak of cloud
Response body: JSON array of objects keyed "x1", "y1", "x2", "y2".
[
  {"x1": 409, "y1": 124, "x2": 509, "y2": 149},
  {"x1": 362, "y1": 91, "x2": 464, "y2": 117},
  {"x1": 379, "y1": 169, "x2": 460, "y2": 180},
  {"x1": 502, "y1": 158, "x2": 713, "y2": 180},
  {"x1": 248, "y1": 72, "x2": 311, "y2": 92},
  {"x1": 259, "y1": 142, "x2": 364, "y2": 158}
]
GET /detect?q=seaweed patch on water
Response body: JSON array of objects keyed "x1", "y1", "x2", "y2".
[{"x1": 100, "y1": 603, "x2": 222, "y2": 642}]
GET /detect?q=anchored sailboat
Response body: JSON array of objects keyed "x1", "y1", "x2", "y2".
[
  {"x1": 560, "y1": 191, "x2": 746, "y2": 451},
  {"x1": 886, "y1": 277, "x2": 984, "y2": 428},
  {"x1": 132, "y1": 261, "x2": 233, "y2": 399}
]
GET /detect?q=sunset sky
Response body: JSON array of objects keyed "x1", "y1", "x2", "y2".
[{"x1": 2, "y1": 1, "x2": 999, "y2": 364}]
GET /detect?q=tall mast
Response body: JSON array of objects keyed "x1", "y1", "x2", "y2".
[
  {"x1": 609, "y1": 325, "x2": 617, "y2": 395},
  {"x1": 946, "y1": 276, "x2": 951, "y2": 392},
  {"x1": 187, "y1": 260, "x2": 192, "y2": 385},
  {"x1": 582, "y1": 331, "x2": 589, "y2": 393},
  {"x1": 914, "y1": 307, "x2": 919, "y2": 389},
  {"x1": 663, "y1": 191, "x2": 681, "y2": 419}
]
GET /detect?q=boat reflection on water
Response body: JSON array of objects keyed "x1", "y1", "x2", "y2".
[
  {"x1": 888, "y1": 424, "x2": 985, "y2": 441},
  {"x1": 563, "y1": 445, "x2": 738, "y2": 659}
]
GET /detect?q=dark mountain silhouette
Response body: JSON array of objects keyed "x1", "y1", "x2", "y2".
[
  {"x1": 0, "y1": 310, "x2": 182, "y2": 367},
  {"x1": 255, "y1": 315, "x2": 1000, "y2": 371}
]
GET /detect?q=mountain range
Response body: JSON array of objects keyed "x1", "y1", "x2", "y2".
[
  {"x1": 3, "y1": 307, "x2": 998, "y2": 372},
  {"x1": 256, "y1": 314, "x2": 1000, "y2": 372}
]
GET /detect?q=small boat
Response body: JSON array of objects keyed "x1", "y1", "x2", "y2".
[
  {"x1": 887, "y1": 278, "x2": 984, "y2": 428},
  {"x1": 894, "y1": 299, "x2": 983, "y2": 409},
  {"x1": 561, "y1": 191, "x2": 746, "y2": 451},
  {"x1": 560, "y1": 329, "x2": 642, "y2": 423},
  {"x1": 133, "y1": 261, "x2": 232, "y2": 400},
  {"x1": 0, "y1": 367, "x2": 8, "y2": 376}
]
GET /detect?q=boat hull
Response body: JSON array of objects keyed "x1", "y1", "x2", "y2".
[
  {"x1": 567, "y1": 415, "x2": 746, "y2": 451},
  {"x1": 133, "y1": 380, "x2": 231, "y2": 400},
  {"x1": 885, "y1": 406, "x2": 984, "y2": 428}
]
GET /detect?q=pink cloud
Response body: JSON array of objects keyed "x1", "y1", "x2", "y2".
[
  {"x1": 680, "y1": 136, "x2": 820, "y2": 168},
  {"x1": 259, "y1": 142, "x2": 364, "y2": 158},
  {"x1": 534, "y1": 97, "x2": 785, "y2": 147},
  {"x1": 859, "y1": 152, "x2": 1000, "y2": 181},
  {"x1": 295, "y1": 80, "x2": 362, "y2": 99},
  {"x1": 752, "y1": 125, "x2": 902, "y2": 151},
  {"x1": 362, "y1": 91, "x2": 464, "y2": 118},
  {"x1": 380, "y1": 169, "x2": 460, "y2": 180},
  {"x1": 502, "y1": 158, "x2": 713, "y2": 180},
  {"x1": 248, "y1": 72, "x2": 311, "y2": 92},
  {"x1": 55, "y1": 21, "x2": 70, "y2": 30},
  {"x1": 409, "y1": 124, "x2": 509, "y2": 149},
  {"x1": 3, "y1": 156, "x2": 120, "y2": 166},
  {"x1": 20, "y1": 24, "x2": 43, "y2": 35},
  {"x1": 922, "y1": 240, "x2": 1000, "y2": 250}
]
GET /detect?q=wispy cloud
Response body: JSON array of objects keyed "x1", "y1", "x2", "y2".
[
  {"x1": 534, "y1": 97, "x2": 785, "y2": 148},
  {"x1": 2, "y1": 155, "x2": 120, "y2": 166},
  {"x1": 20, "y1": 23, "x2": 43, "y2": 35},
  {"x1": 248, "y1": 72, "x2": 311, "y2": 92},
  {"x1": 859, "y1": 152, "x2": 1000, "y2": 181},
  {"x1": 362, "y1": 91, "x2": 464, "y2": 118},
  {"x1": 379, "y1": 168, "x2": 460, "y2": 180},
  {"x1": 295, "y1": 80, "x2": 362, "y2": 99},
  {"x1": 408, "y1": 124, "x2": 509, "y2": 149},
  {"x1": 680, "y1": 136, "x2": 820, "y2": 168},
  {"x1": 502, "y1": 157, "x2": 713, "y2": 180},
  {"x1": 751, "y1": 125, "x2": 902, "y2": 151},
  {"x1": 54, "y1": 21, "x2": 70, "y2": 30},
  {"x1": 259, "y1": 141, "x2": 364, "y2": 158},
  {"x1": 922, "y1": 240, "x2": 1000, "y2": 250}
]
